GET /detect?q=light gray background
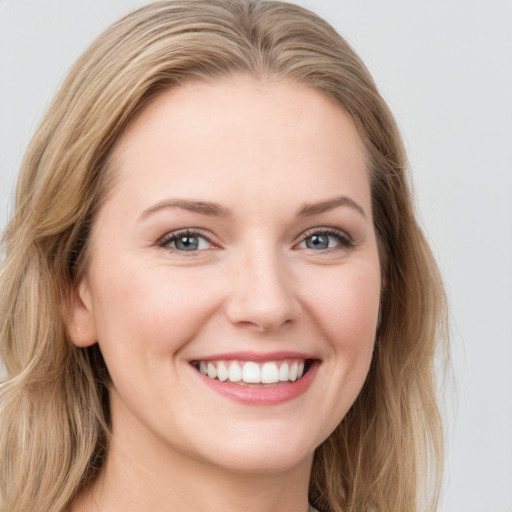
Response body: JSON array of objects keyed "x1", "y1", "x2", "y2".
[{"x1": 1, "y1": 1, "x2": 511, "y2": 511}]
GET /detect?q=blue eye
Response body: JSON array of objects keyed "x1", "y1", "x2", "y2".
[
  {"x1": 159, "y1": 231, "x2": 212, "y2": 252},
  {"x1": 305, "y1": 234, "x2": 331, "y2": 250},
  {"x1": 298, "y1": 229, "x2": 352, "y2": 251}
]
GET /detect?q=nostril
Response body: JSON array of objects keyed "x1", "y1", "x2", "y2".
[
  {"x1": 224, "y1": 262, "x2": 301, "y2": 331},
  {"x1": 225, "y1": 296, "x2": 301, "y2": 332}
]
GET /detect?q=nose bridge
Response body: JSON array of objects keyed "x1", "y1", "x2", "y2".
[{"x1": 226, "y1": 241, "x2": 300, "y2": 331}]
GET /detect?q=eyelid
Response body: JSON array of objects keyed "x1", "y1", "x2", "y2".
[
  {"x1": 156, "y1": 226, "x2": 355, "y2": 253},
  {"x1": 157, "y1": 228, "x2": 217, "y2": 251},
  {"x1": 295, "y1": 226, "x2": 354, "y2": 249}
]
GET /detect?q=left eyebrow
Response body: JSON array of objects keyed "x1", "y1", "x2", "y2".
[{"x1": 296, "y1": 196, "x2": 367, "y2": 219}]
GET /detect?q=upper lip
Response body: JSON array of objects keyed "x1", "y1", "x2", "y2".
[{"x1": 188, "y1": 351, "x2": 319, "y2": 363}]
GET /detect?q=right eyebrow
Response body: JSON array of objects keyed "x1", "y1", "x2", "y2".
[{"x1": 138, "y1": 199, "x2": 232, "y2": 221}]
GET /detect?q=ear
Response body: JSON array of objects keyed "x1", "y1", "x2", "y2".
[{"x1": 66, "y1": 278, "x2": 98, "y2": 347}]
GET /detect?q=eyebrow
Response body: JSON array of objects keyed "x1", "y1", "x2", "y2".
[
  {"x1": 297, "y1": 196, "x2": 367, "y2": 218},
  {"x1": 140, "y1": 199, "x2": 231, "y2": 220},
  {"x1": 139, "y1": 195, "x2": 366, "y2": 221}
]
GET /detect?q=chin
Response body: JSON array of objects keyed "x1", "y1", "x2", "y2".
[
  {"x1": 214, "y1": 450, "x2": 313, "y2": 475},
  {"x1": 195, "y1": 426, "x2": 320, "y2": 475}
]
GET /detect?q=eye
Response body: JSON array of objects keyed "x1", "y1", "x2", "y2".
[
  {"x1": 158, "y1": 230, "x2": 213, "y2": 252},
  {"x1": 296, "y1": 229, "x2": 353, "y2": 251}
]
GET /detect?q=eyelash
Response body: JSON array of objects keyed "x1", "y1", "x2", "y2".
[
  {"x1": 297, "y1": 227, "x2": 354, "y2": 251},
  {"x1": 157, "y1": 229, "x2": 214, "y2": 252},
  {"x1": 157, "y1": 227, "x2": 354, "y2": 253}
]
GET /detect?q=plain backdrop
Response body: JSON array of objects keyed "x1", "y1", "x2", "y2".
[{"x1": 1, "y1": 1, "x2": 511, "y2": 511}]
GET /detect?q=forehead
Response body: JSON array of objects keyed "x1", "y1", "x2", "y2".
[{"x1": 108, "y1": 76, "x2": 370, "y2": 215}]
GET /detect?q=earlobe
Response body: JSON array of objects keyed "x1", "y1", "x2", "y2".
[{"x1": 66, "y1": 280, "x2": 98, "y2": 347}]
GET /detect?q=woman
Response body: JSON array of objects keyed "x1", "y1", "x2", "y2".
[{"x1": 0, "y1": 1, "x2": 448, "y2": 511}]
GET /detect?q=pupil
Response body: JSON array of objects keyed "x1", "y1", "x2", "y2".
[
  {"x1": 307, "y1": 234, "x2": 328, "y2": 250},
  {"x1": 177, "y1": 236, "x2": 198, "y2": 251}
]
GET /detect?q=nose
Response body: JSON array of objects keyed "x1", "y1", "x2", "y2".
[{"x1": 225, "y1": 248, "x2": 301, "y2": 333}]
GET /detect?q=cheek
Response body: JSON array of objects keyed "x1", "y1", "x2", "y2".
[
  {"x1": 89, "y1": 262, "x2": 223, "y2": 357},
  {"x1": 298, "y1": 262, "x2": 380, "y2": 438},
  {"x1": 306, "y1": 262, "x2": 381, "y2": 355}
]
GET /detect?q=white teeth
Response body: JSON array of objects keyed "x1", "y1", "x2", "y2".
[
  {"x1": 242, "y1": 362, "x2": 261, "y2": 383},
  {"x1": 289, "y1": 361, "x2": 298, "y2": 381},
  {"x1": 261, "y1": 362, "x2": 279, "y2": 384},
  {"x1": 196, "y1": 359, "x2": 309, "y2": 384},
  {"x1": 228, "y1": 362, "x2": 242, "y2": 382},
  {"x1": 278, "y1": 362, "x2": 289, "y2": 382},
  {"x1": 298, "y1": 361, "x2": 305, "y2": 379},
  {"x1": 207, "y1": 362, "x2": 217, "y2": 379},
  {"x1": 217, "y1": 361, "x2": 229, "y2": 382}
]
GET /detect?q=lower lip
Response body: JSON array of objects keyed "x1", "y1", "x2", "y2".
[{"x1": 193, "y1": 362, "x2": 319, "y2": 405}]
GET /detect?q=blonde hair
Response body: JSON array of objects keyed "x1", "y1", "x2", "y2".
[{"x1": 0, "y1": 1, "x2": 448, "y2": 511}]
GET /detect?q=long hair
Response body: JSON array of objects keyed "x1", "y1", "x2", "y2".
[{"x1": 0, "y1": 1, "x2": 448, "y2": 511}]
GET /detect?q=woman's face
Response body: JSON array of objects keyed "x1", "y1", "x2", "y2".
[{"x1": 71, "y1": 77, "x2": 381, "y2": 475}]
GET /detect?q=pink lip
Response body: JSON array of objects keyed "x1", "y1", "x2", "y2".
[
  {"x1": 188, "y1": 350, "x2": 318, "y2": 363},
  {"x1": 191, "y1": 356, "x2": 320, "y2": 406}
]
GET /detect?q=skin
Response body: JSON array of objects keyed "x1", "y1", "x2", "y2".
[{"x1": 69, "y1": 76, "x2": 381, "y2": 512}]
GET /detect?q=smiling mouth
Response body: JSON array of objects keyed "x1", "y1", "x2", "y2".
[{"x1": 190, "y1": 358, "x2": 314, "y2": 386}]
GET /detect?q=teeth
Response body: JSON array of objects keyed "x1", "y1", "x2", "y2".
[
  {"x1": 228, "y1": 362, "x2": 242, "y2": 382},
  {"x1": 195, "y1": 359, "x2": 309, "y2": 385},
  {"x1": 261, "y1": 362, "x2": 279, "y2": 384},
  {"x1": 207, "y1": 362, "x2": 217, "y2": 379},
  {"x1": 298, "y1": 361, "x2": 305, "y2": 379},
  {"x1": 289, "y1": 361, "x2": 298, "y2": 381},
  {"x1": 279, "y1": 362, "x2": 289, "y2": 382},
  {"x1": 242, "y1": 362, "x2": 260, "y2": 383},
  {"x1": 217, "y1": 361, "x2": 229, "y2": 382}
]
